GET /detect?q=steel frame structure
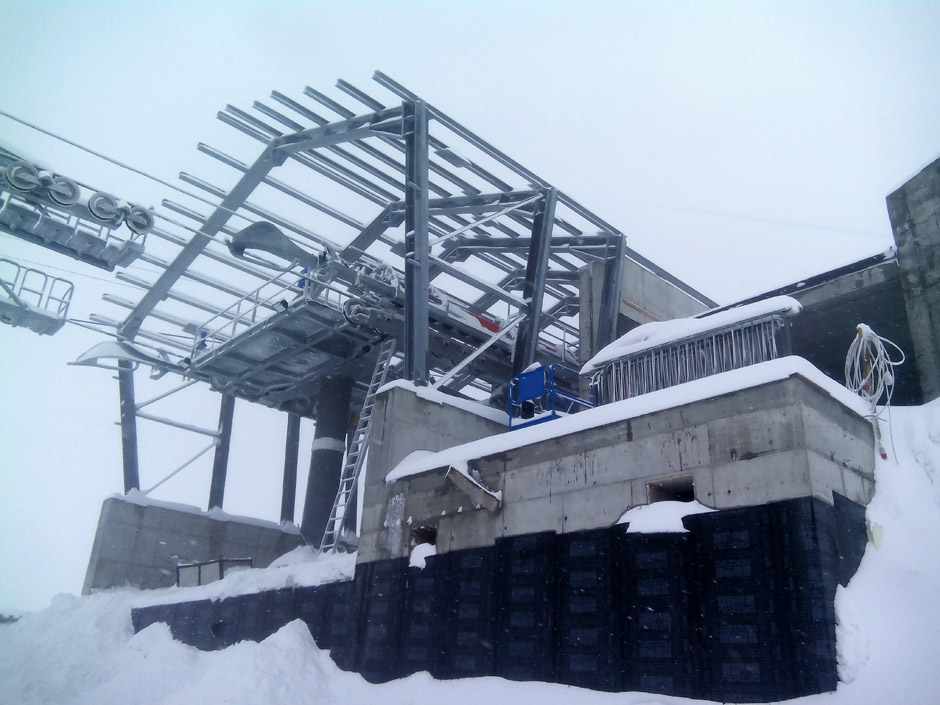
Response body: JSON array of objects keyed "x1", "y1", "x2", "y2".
[{"x1": 91, "y1": 73, "x2": 630, "y2": 425}]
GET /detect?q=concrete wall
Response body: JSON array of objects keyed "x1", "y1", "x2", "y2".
[
  {"x1": 619, "y1": 255, "x2": 710, "y2": 325},
  {"x1": 82, "y1": 497, "x2": 303, "y2": 593},
  {"x1": 359, "y1": 385, "x2": 508, "y2": 563},
  {"x1": 361, "y1": 375, "x2": 874, "y2": 563},
  {"x1": 579, "y1": 257, "x2": 711, "y2": 364},
  {"x1": 887, "y1": 156, "x2": 940, "y2": 402}
]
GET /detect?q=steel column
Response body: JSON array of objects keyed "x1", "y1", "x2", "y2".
[
  {"x1": 117, "y1": 360, "x2": 140, "y2": 493},
  {"x1": 403, "y1": 99, "x2": 430, "y2": 385},
  {"x1": 280, "y1": 412, "x2": 301, "y2": 523},
  {"x1": 512, "y1": 188, "x2": 557, "y2": 374},
  {"x1": 596, "y1": 235, "x2": 626, "y2": 350},
  {"x1": 301, "y1": 376, "x2": 353, "y2": 544},
  {"x1": 208, "y1": 393, "x2": 236, "y2": 509}
]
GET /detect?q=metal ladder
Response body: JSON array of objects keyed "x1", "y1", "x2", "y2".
[{"x1": 319, "y1": 338, "x2": 396, "y2": 552}]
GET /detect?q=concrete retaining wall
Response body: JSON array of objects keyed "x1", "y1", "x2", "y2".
[
  {"x1": 888, "y1": 156, "x2": 940, "y2": 402},
  {"x1": 82, "y1": 496, "x2": 303, "y2": 593},
  {"x1": 361, "y1": 374, "x2": 874, "y2": 563}
]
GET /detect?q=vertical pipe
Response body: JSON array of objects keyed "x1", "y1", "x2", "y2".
[
  {"x1": 280, "y1": 412, "x2": 301, "y2": 523},
  {"x1": 117, "y1": 360, "x2": 140, "y2": 493},
  {"x1": 301, "y1": 376, "x2": 353, "y2": 545},
  {"x1": 208, "y1": 393, "x2": 236, "y2": 509},
  {"x1": 403, "y1": 99, "x2": 430, "y2": 385}
]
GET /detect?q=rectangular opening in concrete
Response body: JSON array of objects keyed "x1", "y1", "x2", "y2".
[
  {"x1": 411, "y1": 525, "x2": 438, "y2": 548},
  {"x1": 647, "y1": 475, "x2": 695, "y2": 503}
]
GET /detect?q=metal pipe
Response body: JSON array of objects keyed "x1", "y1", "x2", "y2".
[
  {"x1": 142, "y1": 441, "x2": 217, "y2": 495},
  {"x1": 117, "y1": 360, "x2": 140, "y2": 493},
  {"x1": 208, "y1": 393, "x2": 236, "y2": 509},
  {"x1": 280, "y1": 412, "x2": 301, "y2": 523},
  {"x1": 301, "y1": 376, "x2": 353, "y2": 544}
]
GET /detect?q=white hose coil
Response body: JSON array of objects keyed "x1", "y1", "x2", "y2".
[{"x1": 844, "y1": 323, "x2": 905, "y2": 410}]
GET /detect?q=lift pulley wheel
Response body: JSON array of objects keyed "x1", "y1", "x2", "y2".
[
  {"x1": 48, "y1": 176, "x2": 81, "y2": 206},
  {"x1": 4, "y1": 161, "x2": 41, "y2": 191},
  {"x1": 87, "y1": 191, "x2": 121, "y2": 221},
  {"x1": 125, "y1": 206, "x2": 154, "y2": 235}
]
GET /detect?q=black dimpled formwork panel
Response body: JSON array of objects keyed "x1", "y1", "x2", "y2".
[
  {"x1": 438, "y1": 547, "x2": 497, "y2": 680},
  {"x1": 554, "y1": 528, "x2": 622, "y2": 691},
  {"x1": 400, "y1": 553, "x2": 447, "y2": 677},
  {"x1": 317, "y1": 578, "x2": 362, "y2": 672},
  {"x1": 495, "y1": 531, "x2": 556, "y2": 683},
  {"x1": 615, "y1": 529, "x2": 697, "y2": 698},
  {"x1": 127, "y1": 496, "x2": 869, "y2": 702},
  {"x1": 356, "y1": 558, "x2": 408, "y2": 683}
]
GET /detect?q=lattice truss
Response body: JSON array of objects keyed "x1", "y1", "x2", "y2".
[{"x1": 81, "y1": 73, "x2": 625, "y2": 417}]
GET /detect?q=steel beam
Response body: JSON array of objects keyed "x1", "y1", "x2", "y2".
[
  {"x1": 403, "y1": 100, "x2": 430, "y2": 385},
  {"x1": 271, "y1": 106, "x2": 404, "y2": 154},
  {"x1": 341, "y1": 203, "x2": 402, "y2": 260},
  {"x1": 119, "y1": 144, "x2": 285, "y2": 340},
  {"x1": 596, "y1": 235, "x2": 626, "y2": 350},
  {"x1": 513, "y1": 189, "x2": 557, "y2": 374},
  {"x1": 196, "y1": 144, "x2": 365, "y2": 230},
  {"x1": 208, "y1": 393, "x2": 236, "y2": 509},
  {"x1": 117, "y1": 360, "x2": 140, "y2": 493},
  {"x1": 448, "y1": 234, "x2": 614, "y2": 253},
  {"x1": 280, "y1": 412, "x2": 301, "y2": 523},
  {"x1": 389, "y1": 190, "x2": 540, "y2": 217}
]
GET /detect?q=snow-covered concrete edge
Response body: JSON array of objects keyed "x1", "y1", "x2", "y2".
[
  {"x1": 376, "y1": 379, "x2": 508, "y2": 425},
  {"x1": 387, "y1": 356, "x2": 870, "y2": 483},
  {"x1": 115, "y1": 489, "x2": 300, "y2": 534}
]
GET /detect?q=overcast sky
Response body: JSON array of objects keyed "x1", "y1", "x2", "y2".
[{"x1": 1, "y1": 1, "x2": 938, "y2": 612}]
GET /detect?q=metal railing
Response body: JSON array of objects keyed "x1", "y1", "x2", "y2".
[
  {"x1": 176, "y1": 557, "x2": 252, "y2": 587},
  {"x1": 186, "y1": 270, "x2": 352, "y2": 364},
  {"x1": 592, "y1": 314, "x2": 792, "y2": 405},
  {"x1": 0, "y1": 257, "x2": 73, "y2": 334}
]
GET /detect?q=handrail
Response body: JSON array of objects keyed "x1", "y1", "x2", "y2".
[
  {"x1": 591, "y1": 313, "x2": 791, "y2": 405},
  {"x1": 0, "y1": 257, "x2": 73, "y2": 320}
]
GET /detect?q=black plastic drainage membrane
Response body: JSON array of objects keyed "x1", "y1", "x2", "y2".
[{"x1": 132, "y1": 494, "x2": 867, "y2": 703}]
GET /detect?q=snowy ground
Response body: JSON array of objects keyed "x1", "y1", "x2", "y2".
[{"x1": 1, "y1": 400, "x2": 938, "y2": 705}]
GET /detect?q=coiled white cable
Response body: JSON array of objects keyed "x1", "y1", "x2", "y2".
[{"x1": 844, "y1": 323, "x2": 905, "y2": 459}]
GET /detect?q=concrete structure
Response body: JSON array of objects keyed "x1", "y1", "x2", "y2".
[
  {"x1": 82, "y1": 495, "x2": 303, "y2": 594},
  {"x1": 580, "y1": 252, "x2": 713, "y2": 364},
  {"x1": 359, "y1": 363, "x2": 874, "y2": 564},
  {"x1": 727, "y1": 251, "x2": 921, "y2": 405},
  {"x1": 887, "y1": 156, "x2": 940, "y2": 403}
]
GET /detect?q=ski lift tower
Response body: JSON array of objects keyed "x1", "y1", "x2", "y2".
[{"x1": 73, "y1": 73, "x2": 711, "y2": 547}]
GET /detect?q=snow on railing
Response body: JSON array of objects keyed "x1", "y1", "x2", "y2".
[{"x1": 589, "y1": 297, "x2": 800, "y2": 405}]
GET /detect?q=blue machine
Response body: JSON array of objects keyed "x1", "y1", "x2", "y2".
[{"x1": 507, "y1": 364, "x2": 595, "y2": 430}]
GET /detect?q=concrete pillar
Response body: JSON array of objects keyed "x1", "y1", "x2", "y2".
[
  {"x1": 301, "y1": 376, "x2": 353, "y2": 545},
  {"x1": 887, "y1": 157, "x2": 940, "y2": 403}
]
